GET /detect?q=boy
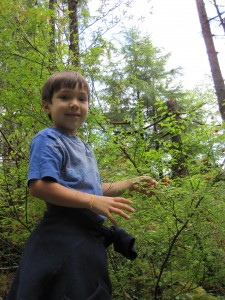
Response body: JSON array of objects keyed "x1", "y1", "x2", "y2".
[{"x1": 7, "y1": 70, "x2": 156, "y2": 300}]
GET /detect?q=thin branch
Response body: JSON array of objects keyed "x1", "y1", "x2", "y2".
[
  {"x1": 79, "y1": 0, "x2": 124, "y2": 35},
  {"x1": 0, "y1": 266, "x2": 18, "y2": 270},
  {"x1": 89, "y1": 110, "x2": 142, "y2": 174},
  {"x1": 8, "y1": 52, "x2": 43, "y2": 65},
  {"x1": 2, "y1": 160, "x2": 31, "y2": 233}
]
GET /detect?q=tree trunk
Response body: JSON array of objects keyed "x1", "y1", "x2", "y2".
[
  {"x1": 49, "y1": 0, "x2": 57, "y2": 72},
  {"x1": 68, "y1": 0, "x2": 80, "y2": 68},
  {"x1": 195, "y1": 0, "x2": 225, "y2": 121},
  {"x1": 167, "y1": 99, "x2": 188, "y2": 178}
]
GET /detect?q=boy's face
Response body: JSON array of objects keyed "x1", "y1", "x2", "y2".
[{"x1": 42, "y1": 86, "x2": 89, "y2": 135}]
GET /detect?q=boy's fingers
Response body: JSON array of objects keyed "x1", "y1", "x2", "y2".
[
  {"x1": 140, "y1": 176, "x2": 157, "y2": 185},
  {"x1": 107, "y1": 214, "x2": 118, "y2": 226},
  {"x1": 96, "y1": 196, "x2": 134, "y2": 226},
  {"x1": 114, "y1": 197, "x2": 133, "y2": 204},
  {"x1": 113, "y1": 202, "x2": 134, "y2": 213},
  {"x1": 110, "y1": 208, "x2": 132, "y2": 220}
]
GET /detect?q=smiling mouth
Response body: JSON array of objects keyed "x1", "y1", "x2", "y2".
[{"x1": 66, "y1": 114, "x2": 80, "y2": 117}]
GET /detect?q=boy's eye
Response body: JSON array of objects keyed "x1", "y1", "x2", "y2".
[
  {"x1": 60, "y1": 95, "x2": 71, "y2": 100},
  {"x1": 79, "y1": 97, "x2": 87, "y2": 102}
]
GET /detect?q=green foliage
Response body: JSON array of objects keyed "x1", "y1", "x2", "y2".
[
  {"x1": 92, "y1": 78, "x2": 225, "y2": 298},
  {"x1": 1, "y1": 0, "x2": 225, "y2": 299},
  {"x1": 106, "y1": 171, "x2": 225, "y2": 299}
]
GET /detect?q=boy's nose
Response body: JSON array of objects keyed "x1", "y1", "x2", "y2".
[{"x1": 70, "y1": 98, "x2": 79, "y2": 108}]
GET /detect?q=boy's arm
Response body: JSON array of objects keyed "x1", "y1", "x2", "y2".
[
  {"x1": 102, "y1": 176, "x2": 157, "y2": 197},
  {"x1": 29, "y1": 179, "x2": 134, "y2": 226}
]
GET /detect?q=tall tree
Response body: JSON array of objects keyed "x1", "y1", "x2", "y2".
[
  {"x1": 166, "y1": 99, "x2": 188, "y2": 178},
  {"x1": 68, "y1": 0, "x2": 80, "y2": 67},
  {"x1": 49, "y1": 0, "x2": 57, "y2": 71},
  {"x1": 195, "y1": 0, "x2": 225, "y2": 121},
  {"x1": 92, "y1": 29, "x2": 187, "y2": 177}
]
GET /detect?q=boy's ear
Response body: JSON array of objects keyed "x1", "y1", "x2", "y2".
[{"x1": 42, "y1": 100, "x2": 51, "y2": 114}]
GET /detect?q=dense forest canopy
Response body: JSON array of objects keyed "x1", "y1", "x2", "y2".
[{"x1": 0, "y1": 0, "x2": 225, "y2": 299}]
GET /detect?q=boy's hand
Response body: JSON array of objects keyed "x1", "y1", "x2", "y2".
[
  {"x1": 90, "y1": 195, "x2": 134, "y2": 226},
  {"x1": 131, "y1": 175, "x2": 158, "y2": 196}
]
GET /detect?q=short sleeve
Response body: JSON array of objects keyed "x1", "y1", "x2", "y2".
[{"x1": 28, "y1": 132, "x2": 63, "y2": 185}]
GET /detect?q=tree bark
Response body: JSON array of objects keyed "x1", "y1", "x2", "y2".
[
  {"x1": 167, "y1": 99, "x2": 188, "y2": 178},
  {"x1": 196, "y1": 0, "x2": 225, "y2": 121},
  {"x1": 68, "y1": 0, "x2": 80, "y2": 68},
  {"x1": 49, "y1": 0, "x2": 57, "y2": 72}
]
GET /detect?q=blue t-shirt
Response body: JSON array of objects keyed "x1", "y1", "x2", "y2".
[{"x1": 28, "y1": 128, "x2": 103, "y2": 196}]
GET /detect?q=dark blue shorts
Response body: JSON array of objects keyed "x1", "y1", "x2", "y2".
[{"x1": 6, "y1": 209, "x2": 112, "y2": 300}]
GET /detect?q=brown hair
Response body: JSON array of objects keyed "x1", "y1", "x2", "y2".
[{"x1": 42, "y1": 70, "x2": 90, "y2": 103}]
